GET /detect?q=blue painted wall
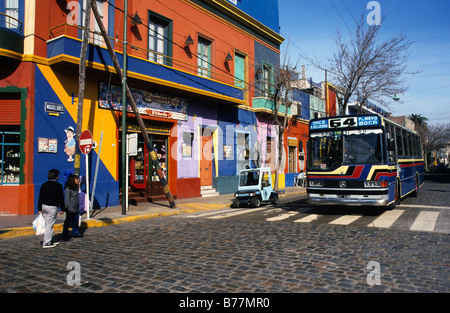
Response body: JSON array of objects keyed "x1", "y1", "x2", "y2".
[{"x1": 33, "y1": 65, "x2": 119, "y2": 213}]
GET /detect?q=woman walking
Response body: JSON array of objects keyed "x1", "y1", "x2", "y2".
[
  {"x1": 37, "y1": 169, "x2": 65, "y2": 248},
  {"x1": 62, "y1": 174, "x2": 82, "y2": 240}
]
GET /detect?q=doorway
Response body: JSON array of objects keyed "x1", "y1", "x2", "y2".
[
  {"x1": 288, "y1": 146, "x2": 297, "y2": 173},
  {"x1": 200, "y1": 135, "x2": 212, "y2": 186},
  {"x1": 126, "y1": 132, "x2": 168, "y2": 196}
]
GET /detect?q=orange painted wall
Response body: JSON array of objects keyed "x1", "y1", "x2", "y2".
[
  {"x1": 284, "y1": 120, "x2": 309, "y2": 173},
  {"x1": 0, "y1": 61, "x2": 35, "y2": 215},
  {"x1": 39, "y1": 0, "x2": 260, "y2": 100},
  {"x1": 123, "y1": 0, "x2": 256, "y2": 97}
]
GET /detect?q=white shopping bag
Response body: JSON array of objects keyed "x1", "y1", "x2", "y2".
[{"x1": 33, "y1": 214, "x2": 46, "y2": 236}]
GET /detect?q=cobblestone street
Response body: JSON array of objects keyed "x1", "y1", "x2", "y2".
[{"x1": 0, "y1": 213, "x2": 448, "y2": 294}]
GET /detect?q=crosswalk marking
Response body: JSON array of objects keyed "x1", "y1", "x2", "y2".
[
  {"x1": 399, "y1": 204, "x2": 450, "y2": 210},
  {"x1": 294, "y1": 214, "x2": 319, "y2": 223},
  {"x1": 266, "y1": 212, "x2": 297, "y2": 222},
  {"x1": 184, "y1": 209, "x2": 242, "y2": 218},
  {"x1": 329, "y1": 215, "x2": 362, "y2": 225},
  {"x1": 180, "y1": 207, "x2": 447, "y2": 233},
  {"x1": 410, "y1": 211, "x2": 440, "y2": 232},
  {"x1": 368, "y1": 210, "x2": 404, "y2": 228},
  {"x1": 208, "y1": 207, "x2": 266, "y2": 219}
]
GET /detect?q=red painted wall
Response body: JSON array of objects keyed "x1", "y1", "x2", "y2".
[
  {"x1": 177, "y1": 177, "x2": 201, "y2": 199},
  {"x1": 0, "y1": 62, "x2": 35, "y2": 215}
]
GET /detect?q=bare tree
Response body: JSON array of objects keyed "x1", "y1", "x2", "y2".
[
  {"x1": 268, "y1": 54, "x2": 298, "y2": 189},
  {"x1": 324, "y1": 14, "x2": 417, "y2": 113},
  {"x1": 422, "y1": 123, "x2": 450, "y2": 168}
]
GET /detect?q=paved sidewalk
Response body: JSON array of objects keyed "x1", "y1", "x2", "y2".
[{"x1": 0, "y1": 187, "x2": 306, "y2": 239}]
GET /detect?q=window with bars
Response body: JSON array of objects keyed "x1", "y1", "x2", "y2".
[
  {"x1": 81, "y1": 0, "x2": 108, "y2": 46},
  {"x1": 261, "y1": 63, "x2": 273, "y2": 98},
  {"x1": 4, "y1": 0, "x2": 19, "y2": 29}
]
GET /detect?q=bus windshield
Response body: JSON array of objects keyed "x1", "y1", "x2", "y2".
[{"x1": 308, "y1": 129, "x2": 384, "y2": 170}]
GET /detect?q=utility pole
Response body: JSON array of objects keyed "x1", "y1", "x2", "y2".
[
  {"x1": 75, "y1": 0, "x2": 91, "y2": 176},
  {"x1": 121, "y1": 0, "x2": 128, "y2": 215},
  {"x1": 90, "y1": 1, "x2": 176, "y2": 208}
]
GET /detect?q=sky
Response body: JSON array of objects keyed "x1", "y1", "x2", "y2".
[{"x1": 278, "y1": 0, "x2": 450, "y2": 125}]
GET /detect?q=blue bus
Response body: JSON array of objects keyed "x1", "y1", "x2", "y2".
[{"x1": 307, "y1": 114, "x2": 424, "y2": 209}]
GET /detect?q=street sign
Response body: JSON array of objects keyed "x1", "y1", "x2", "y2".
[
  {"x1": 79, "y1": 130, "x2": 93, "y2": 154},
  {"x1": 127, "y1": 133, "x2": 138, "y2": 156}
]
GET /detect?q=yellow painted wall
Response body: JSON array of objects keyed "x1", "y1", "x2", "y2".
[
  {"x1": 272, "y1": 173, "x2": 285, "y2": 189},
  {"x1": 37, "y1": 64, "x2": 118, "y2": 179}
]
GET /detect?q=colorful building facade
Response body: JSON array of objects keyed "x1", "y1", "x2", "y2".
[{"x1": 1, "y1": 0, "x2": 318, "y2": 215}]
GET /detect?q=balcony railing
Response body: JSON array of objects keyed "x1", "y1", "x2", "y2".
[
  {"x1": 0, "y1": 12, "x2": 23, "y2": 35},
  {"x1": 48, "y1": 23, "x2": 242, "y2": 89}
]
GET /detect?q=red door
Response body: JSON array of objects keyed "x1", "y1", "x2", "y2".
[{"x1": 200, "y1": 136, "x2": 212, "y2": 186}]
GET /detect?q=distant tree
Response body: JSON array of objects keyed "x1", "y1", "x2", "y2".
[
  {"x1": 408, "y1": 113, "x2": 429, "y2": 133},
  {"x1": 322, "y1": 14, "x2": 418, "y2": 113},
  {"x1": 269, "y1": 56, "x2": 298, "y2": 190},
  {"x1": 422, "y1": 123, "x2": 450, "y2": 166}
]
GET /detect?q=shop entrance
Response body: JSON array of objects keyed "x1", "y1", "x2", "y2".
[
  {"x1": 119, "y1": 118, "x2": 171, "y2": 202},
  {"x1": 128, "y1": 133, "x2": 167, "y2": 197}
]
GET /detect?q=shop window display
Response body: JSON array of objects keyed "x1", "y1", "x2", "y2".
[{"x1": 0, "y1": 127, "x2": 21, "y2": 185}]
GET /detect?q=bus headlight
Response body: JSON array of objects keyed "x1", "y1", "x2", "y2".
[
  {"x1": 364, "y1": 180, "x2": 388, "y2": 188},
  {"x1": 309, "y1": 180, "x2": 323, "y2": 187},
  {"x1": 364, "y1": 181, "x2": 380, "y2": 188}
]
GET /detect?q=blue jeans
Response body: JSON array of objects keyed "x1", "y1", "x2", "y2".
[{"x1": 62, "y1": 212, "x2": 80, "y2": 238}]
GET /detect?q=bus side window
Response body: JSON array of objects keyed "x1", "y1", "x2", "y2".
[
  {"x1": 415, "y1": 136, "x2": 421, "y2": 157},
  {"x1": 402, "y1": 130, "x2": 409, "y2": 156},
  {"x1": 387, "y1": 124, "x2": 396, "y2": 163},
  {"x1": 409, "y1": 133, "x2": 416, "y2": 157},
  {"x1": 396, "y1": 127, "x2": 403, "y2": 156}
]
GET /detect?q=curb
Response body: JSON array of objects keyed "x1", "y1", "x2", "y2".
[
  {"x1": 0, "y1": 189, "x2": 306, "y2": 240},
  {"x1": 0, "y1": 204, "x2": 230, "y2": 240}
]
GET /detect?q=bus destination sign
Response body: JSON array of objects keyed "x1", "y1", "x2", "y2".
[{"x1": 310, "y1": 115, "x2": 380, "y2": 130}]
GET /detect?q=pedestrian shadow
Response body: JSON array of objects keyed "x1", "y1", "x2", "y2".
[{"x1": 0, "y1": 229, "x2": 13, "y2": 236}]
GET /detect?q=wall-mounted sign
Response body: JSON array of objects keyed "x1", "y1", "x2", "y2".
[
  {"x1": 44, "y1": 102, "x2": 65, "y2": 116},
  {"x1": 223, "y1": 145, "x2": 233, "y2": 158},
  {"x1": 38, "y1": 138, "x2": 58, "y2": 153},
  {"x1": 98, "y1": 82, "x2": 188, "y2": 121}
]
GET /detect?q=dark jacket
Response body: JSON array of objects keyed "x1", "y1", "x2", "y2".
[
  {"x1": 64, "y1": 187, "x2": 79, "y2": 213},
  {"x1": 38, "y1": 180, "x2": 65, "y2": 212}
]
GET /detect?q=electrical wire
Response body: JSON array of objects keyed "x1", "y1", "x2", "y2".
[{"x1": 100, "y1": 0, "x2": 330, "y2": 116}]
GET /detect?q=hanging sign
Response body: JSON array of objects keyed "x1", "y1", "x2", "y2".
[{"x1": 98, "y1": 82, "x2": 188, "y2": 121}]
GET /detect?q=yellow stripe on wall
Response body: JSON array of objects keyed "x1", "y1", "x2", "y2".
[{"x1": 36, "y1": 64, "x2": 118, "y2": 179}]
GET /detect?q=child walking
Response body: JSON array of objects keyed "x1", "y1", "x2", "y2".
[{"x1": 62, "y1": 174, "x2": 83, "y2": 240}]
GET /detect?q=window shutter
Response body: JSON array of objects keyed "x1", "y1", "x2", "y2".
[{"x1": 0, "y1": 99, "x2": 21, "y2": 125}]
